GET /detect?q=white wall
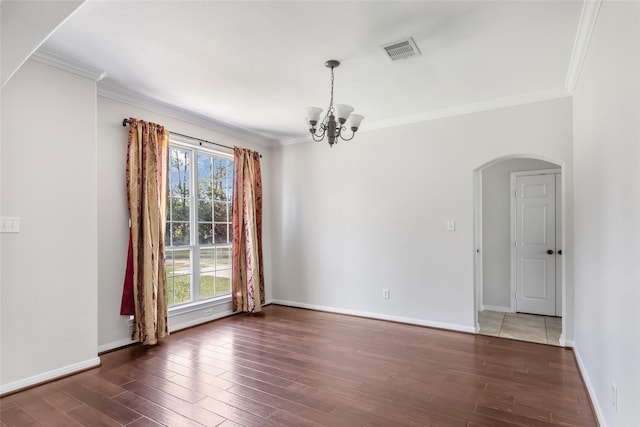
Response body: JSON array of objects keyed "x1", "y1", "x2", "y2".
[
  {"x1": 572, "y1": 1, "x2": 640, "y2": 425},
  {"x1": 97, "y1": 95, "x2": 273, "y2": 352},
  {"x1": 0, "y1": 59, "x2": 99, "y2": 393},
  {"x1": 482, "y1": 158, "x2": 557, "y2": 310},
  {"x1": 271, "y1": 97, "x2": 573, "y2": 333}
]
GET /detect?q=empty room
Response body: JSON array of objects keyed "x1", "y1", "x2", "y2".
[{"x1": 1, "y1": 1, "x2": 639, "y2": 426}]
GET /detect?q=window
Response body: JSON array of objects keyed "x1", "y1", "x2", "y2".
[{"x1": 165, "y1": 142, "x2": 234, "y2": 307}]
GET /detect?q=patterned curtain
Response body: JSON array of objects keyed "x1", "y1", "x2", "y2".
[
  {"x1": 232, "y1": 147, "x2": 264, "y2": 313},
  {"x1": 119, "y1": 118, "x2": 170, "y2": 345}
]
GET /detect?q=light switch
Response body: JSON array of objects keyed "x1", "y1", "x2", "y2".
[
  {"x1": 1, "y1": 217, "x2": 20, "y2": 233},
  {"x1": 447, "y1": 220, "x2": 455, "y2": 231}
]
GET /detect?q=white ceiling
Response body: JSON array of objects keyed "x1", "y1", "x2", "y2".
[{"x1": 36, "y1": 0, "x2": 590, "y2": 146}]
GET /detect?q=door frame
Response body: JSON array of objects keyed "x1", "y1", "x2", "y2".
[
  {"x1": 473, "y1": 155, "x2": 566, "y2": 345},
  {"x1": 510, "y1": 169, "x2": 561, "y2": 314}
]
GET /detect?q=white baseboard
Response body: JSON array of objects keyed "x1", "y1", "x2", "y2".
[
  {"x1": 98, "y1": 338, "x2": 137, "y2": 354},
  {"x1": 481, "y1": 305, "x2": 512, "y2": 312},
  {"x1": 1, "y1": 357, "x2": 101, "y2": 396},
  {"x1": 169, "y1": 309, "x2": 235, "y2": 333},
  {"x1": 572, "y1": 344, "x2": 607, "y2": 427},
  {"x1": 271, "y1": 300, "x2": 476, "y2": 333},
  {"x1": 98, "y1": 308, "x2": 238, "y2": 354}
]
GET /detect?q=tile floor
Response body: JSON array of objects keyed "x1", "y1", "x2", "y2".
[{"x1": 478, "y1": 310, "x2": 562, "y2": 346}]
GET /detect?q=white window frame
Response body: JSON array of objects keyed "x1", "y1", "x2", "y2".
[{"x1": 166, "y1": 137, "x2": 234, "y2": 315}]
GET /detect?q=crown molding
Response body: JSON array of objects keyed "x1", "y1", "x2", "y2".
[
  {"x1": 366, "y1": 89, "x2": 571, "y2": 133},
  {"x1": 97, "y1": 81, "x2": 277, "y2": 148},
  {"x1": 565, "y1": 0, "x2": 602, "y2": 94},
  {"x1": 31, "y1": 48, "x2": 107, "y2": 82},
  {"x1": 29, "y1": 49, "x2": 276, "y2": 147},
  {"x1": 278, "y1": 88, "x2": 571, "y2": 146}
]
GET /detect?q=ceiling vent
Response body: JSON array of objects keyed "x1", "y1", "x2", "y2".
[{"x1": 382, "y1": 37, "x2": 421, "y2": 61}]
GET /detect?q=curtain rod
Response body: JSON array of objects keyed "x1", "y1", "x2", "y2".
[{"x1": 122, "y1": 118, "x2": 261, "y2": 157}]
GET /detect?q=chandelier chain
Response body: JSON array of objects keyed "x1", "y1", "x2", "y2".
[{"x1": 328, "y1": 66, "x2": 335, "y2": 115}]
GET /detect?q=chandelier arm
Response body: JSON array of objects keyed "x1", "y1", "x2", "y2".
[
  {"x1": 310, "y1": 126, "x2": 327, "y2": 142},
  {"x1": 339, "y1": 127, "x2": 356, "y2": 141}
]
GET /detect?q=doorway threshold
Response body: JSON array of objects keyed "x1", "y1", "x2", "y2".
[{"x1": 478, "y1": 310, "x2": 561, "y2": 346}]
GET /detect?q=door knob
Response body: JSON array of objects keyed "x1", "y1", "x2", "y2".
[
  {"x1": 547, "y1": 249, "x2": 554, "y2": 255},
  {"x1": 558, "y1": 250, "x2": 562, "y2": 255}
]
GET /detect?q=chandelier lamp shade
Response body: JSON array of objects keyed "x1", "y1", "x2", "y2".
[{"x1": 306, "y1": 60, "x2": 364, "y2": 147}]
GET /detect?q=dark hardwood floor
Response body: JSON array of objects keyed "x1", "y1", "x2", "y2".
[{"x1": 1, "y1": 305, "x2": 597, "y2": 426}]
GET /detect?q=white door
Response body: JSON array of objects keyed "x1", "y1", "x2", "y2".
[{"x1": 514, "y1": 174, "x2": 557, "y2": 316}]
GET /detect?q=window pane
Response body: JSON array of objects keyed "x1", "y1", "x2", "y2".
[
  {"x1": 214, "y1": 201, "x2": 227, "y2": 222},
  {"x1": 217, "y1": 246, "x2": 231, "y2": 268},
  {"x1": 166, "y1": 275, "x2": 176, "y2": 306},
  {"x1": 166, "y1": 249, "x2": 191, "y2": 305},
  {"x1": 200, "y1": 248, "x2": 215, "y2": 273},
  {"x1": 170, "y1": 274, "x2": 191, "y2": 304},
  {"x1": 200, "y1": 273, "x2": 214, "y2": 298},
  {"x1": 197, "y1": 155, "x2": 212, "y2": 200},
  {"x1": 170, "y1": 197, "x2": 190, "y2": 221},
  {"x1": 198, "y1": 223, "x2": 213, "y2": 245},
  {"x1": 215, "y1": 271, "x2": 231, "y2": 296},
  {"x1": 172, "y1": 222, "x2": 190, "y2": 246},
  {"x1": 215, "y1": 158, "x2": 233, "y2": 202},
  {"x1": 227, "y1": 162, "x2": 234, "y2": 200},
  {"x1": 214, "y1": 223, "x2": 229, "y2": 244},
  {"x1": 169, "y1": 148, "x2": 191, "y2": 198},
  {"x1": 199, "y1": 199, "x2": 212, "y2": 222}
]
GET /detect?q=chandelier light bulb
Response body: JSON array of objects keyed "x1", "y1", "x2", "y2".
[
  {"x1": 334, "y1": 104, "x2": 355, "y2": 122},
  {"x1": 305, "y1": 106, "x2": 323, "y2": 126},
  {"x1": 348, "y1": 114, "x2": 365, "y2": 131}
]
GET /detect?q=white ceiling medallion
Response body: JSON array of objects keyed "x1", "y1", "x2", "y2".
[{"x1": 381, "y1": 37, "x2": 421, "y2": 62}]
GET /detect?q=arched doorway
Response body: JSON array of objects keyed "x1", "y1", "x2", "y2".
[{"x1": 474, "y1": 155, "x2": 565, "y2": 345}]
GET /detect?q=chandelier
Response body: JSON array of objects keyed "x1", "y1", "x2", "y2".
[{"x1": 306, "y1": 60, "x2": 364, "y2": 147}]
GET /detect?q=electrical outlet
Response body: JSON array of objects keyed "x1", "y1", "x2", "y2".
[
  {"x1": 611, "y1": 383, "x2": 618, "y2": 411},
  {"x1": 204, "y1": 309, "x2": 213, "y2": 317},
  {"x1": 382, "y1": 289, "x2": 390, "y2": 299}
]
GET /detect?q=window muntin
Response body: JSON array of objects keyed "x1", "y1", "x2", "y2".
[{"x1": 165, "y1": 143, "x2": 233, "y2": 307}]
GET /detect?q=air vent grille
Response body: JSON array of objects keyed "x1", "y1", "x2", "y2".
[{"x1": 382, "y1": 37, "x2": 421, "y2": 61}]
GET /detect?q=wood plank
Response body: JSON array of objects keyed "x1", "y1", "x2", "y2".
[
  {"x1": 112, "y1": 391, "x2": 207, "y2": 427},
  {"x1": 66, "y1": 404, "x2": 125, "y2": 427},
  {"x1": 11, "y1": 392, "x2": 82, "y2": 426},
  {"x1": 0, "y1": 406, "x2": 40, "y2": 426},
  {"x1": 61, "y1": 381, "x2": 142, "y2": 425},
  {"x1": 196, "y1": 397, "x2": 279, "y2": 427},
  {"x1": 121, "y1": 380, "x2": 224, "y2": 426},
  {"x1": 168, "y1": 374, "x2": 276, "y2": 419},
  {"x1": 126, "y1": 416, "x2": 165, "y2": 427},
  {"x1": 226, "y1": 384, "x2": 360, "y2": 427}
]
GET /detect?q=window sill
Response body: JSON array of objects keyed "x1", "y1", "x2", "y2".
[{"x1": 168, "y1": 295, "x2": 232, "y2": 317}]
